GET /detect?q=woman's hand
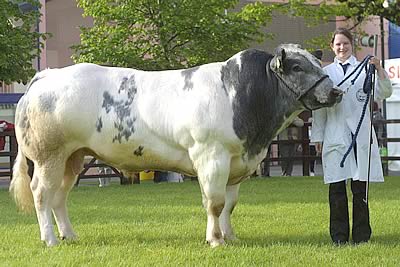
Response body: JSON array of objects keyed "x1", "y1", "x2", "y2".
[
  {"x1": 369, "y1": 57, "x2": 388, "y2": 80},
  {"x1": 369, "y1": 57, "x2": 382, "y2": 70}
]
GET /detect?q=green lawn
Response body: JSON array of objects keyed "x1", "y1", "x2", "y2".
[{"x1": 1, "y1": 176, "x2": 400, "y2": 266}]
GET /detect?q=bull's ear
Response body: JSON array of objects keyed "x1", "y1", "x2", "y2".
[
  {"x1": 311, "y1": 49, "x2": 323, "y2": 61},
  {"x1": 270, "y1": 48, "x2": 286, "y2": 73}
]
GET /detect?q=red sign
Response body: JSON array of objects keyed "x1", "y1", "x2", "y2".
[{"x1": 385, "y1": 58, "x2": 400, "y2": 83}]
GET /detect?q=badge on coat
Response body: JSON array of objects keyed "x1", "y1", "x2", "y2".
[{"x1": 356, "y1": 88, "x2": 367, "y2": 102}]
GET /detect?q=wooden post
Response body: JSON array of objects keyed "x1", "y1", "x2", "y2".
[{"x1": 302, "y1": 123, "x2": 310, "y2": 176}]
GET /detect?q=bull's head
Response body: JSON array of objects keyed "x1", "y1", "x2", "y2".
[{"x1": 270, "y1": 44, "x2": 342, "y2": 110}]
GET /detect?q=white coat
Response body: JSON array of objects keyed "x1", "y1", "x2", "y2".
[{"x1": 311, "y1": 55, "x2": 393, "y2": 184}]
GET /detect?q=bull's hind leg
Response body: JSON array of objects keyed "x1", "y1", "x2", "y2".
[
  {"x1": 220, "y1": 183, "x2": 240, "y2": 241},
  {"x1": 193, "y1": 143, "x2": 230, "y2": 248},
  {"x1": 52, "y1": 151, "x2": 84, "y2": 241},
  {"x1": 31, "y1": 158, "x2": 66, "y2": 246}
]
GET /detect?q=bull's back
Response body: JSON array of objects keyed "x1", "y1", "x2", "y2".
[
  {"x1": 16, "y1": 62, "x2": 243, "y2": 175},
  {"x1": 16, "y1": 64, "x2": 134, "y2": 152}
]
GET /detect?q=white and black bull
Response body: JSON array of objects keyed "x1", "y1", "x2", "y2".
[{"x1": 10, "y1": 44, "x2": 342, "y2": 247}]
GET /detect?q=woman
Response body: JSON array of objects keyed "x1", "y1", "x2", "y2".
[{"x1": 311, "y1": 28, "x2": 393, "y2": 245}]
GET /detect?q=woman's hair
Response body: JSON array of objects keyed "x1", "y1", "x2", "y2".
[{"x1": 330, "y1": 28, "x2": 353, "y2": 44}]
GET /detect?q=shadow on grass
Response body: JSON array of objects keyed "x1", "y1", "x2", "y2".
[
  {"x1": 371, "y1": 233, "x2": 400, "y2": 246},
  {"x1": 239, "y1": 232, "x2": 400, "y2": 248},
  {"x1": 238, "y1": 232, "x2": 332, "y2": 247},
  {"x1": 27, "y1": 228, "x2": 400, "y2": 249}
]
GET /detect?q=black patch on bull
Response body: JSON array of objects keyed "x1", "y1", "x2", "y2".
[
  {"x1": 133, "y1": 145, "x2": 144, "y2": 156},
  {"x1": 225, "y1": 49, "x2": 299, "y2": 158},
  {"x1": 16, "y1": 96, "x2": 31, "y2": 146},
  {"x1": 181, "y1": 66, "x2": 199, "y2": 91},
  {"x1": 221, "y1": 58, "x2": 239, "y2": 95},
  {"x1": 26, "y1": 74, "x2": 45, "y2": 92},
  {"x1": 96, "y1": 117, "x2": 103, "y2": 132},
  {"x1": 101, "y1": 75, "x2": 137, "y2": 143},
  {"x1": 38, "y1": 92, "x2": 57, "y2": 113}
]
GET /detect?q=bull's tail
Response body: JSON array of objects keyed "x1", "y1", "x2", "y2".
[{"x1": 9, "y1": 150, "x2": 34, "y2": 213}]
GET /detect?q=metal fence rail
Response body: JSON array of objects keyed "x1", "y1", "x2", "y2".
[{"x1": 1, "y1": 119, "x2": 400, "y2": 179}]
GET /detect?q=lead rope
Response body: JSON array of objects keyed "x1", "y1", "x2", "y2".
[
  {"x1": 365, "y1": 64, "x2": 377, "y2": 205},
  {"x1": 339, "y1": 55, "x2": 375, "y2": 168},
  {"x1": 338, "y1": 57, "x2": 376, "y2": 205}
]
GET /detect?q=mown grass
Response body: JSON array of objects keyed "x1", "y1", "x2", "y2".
[{"x1": 1, "y1": 176, "x2": 400, "y2": 266}]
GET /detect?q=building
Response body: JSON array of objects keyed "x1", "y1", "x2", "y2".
[{"x1": 1, "y1": 0, "x2": 399, "y2": 120}]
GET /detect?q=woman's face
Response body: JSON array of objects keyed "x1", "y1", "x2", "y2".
[{"x1": 330, "y1": 34, "x2": 353, "y2": 62}]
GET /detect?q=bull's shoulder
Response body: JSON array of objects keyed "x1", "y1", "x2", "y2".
[
  {"x1": 239, "y1": 49, "x2": 273, "y2": 67},
  {"x1": 227, "y1": 49, "x2": 272, "y2": 64}
]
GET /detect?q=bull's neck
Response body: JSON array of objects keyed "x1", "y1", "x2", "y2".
[
  {"x1": 259, "y1": 70, "x2": 303, "y2": 146},
  {"x1": 230, "y1": 55, "x2": 302, "y2": 159}
]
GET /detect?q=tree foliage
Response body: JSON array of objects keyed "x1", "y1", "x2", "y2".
[
  {"x1": 278, "y1": 0, "x2": 400, "y2": 50},
  {"x1": 335, "y1": 0, "x2": 400, "y2": 26},
  {"x1": 0, "y1": 0, "x2": 46, "y2": 84},
  {"x1": 73, "y1": 0, "x2": 273, "y2": 70}
]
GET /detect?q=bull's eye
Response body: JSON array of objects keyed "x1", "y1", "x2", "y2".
[{"x1": 292, "y1": 65, "x2": 303, "y2": 72}]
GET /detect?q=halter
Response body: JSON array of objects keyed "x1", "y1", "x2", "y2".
[{"x1": 272, "y1": 70, "x2": 330, "y2": 110}]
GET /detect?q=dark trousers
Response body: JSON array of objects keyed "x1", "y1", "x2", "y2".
[
  {"x1": 329, "y1": 180, "x2": 371, "y2": 244},
  {"x1": 309, "y1": 145, "x2": 316, "y2": 173},
  {"x1": 280, "y1": 143, "x2": 296, "y2": 176}
]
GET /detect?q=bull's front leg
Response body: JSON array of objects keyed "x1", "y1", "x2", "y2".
[
  {"x1": 192, "y1": 143, "x2": 231, "y2": 248},
  {"x1": 219, "y1": 183, "x2": 240, "y2": 241}
]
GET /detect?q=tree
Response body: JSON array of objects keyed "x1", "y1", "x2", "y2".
[
  {"x1": 276, "y1": 0, "x2": 400, "y2": 50},
  {"x1": 0, "y1": 0, "x2": 47, "y2": 84},
  {"x1": 72, "y1": 0, "x2": 273, "y2": 70},
  {"x1": 335, "y1": 0, "x2": 400, "y2": 26}
]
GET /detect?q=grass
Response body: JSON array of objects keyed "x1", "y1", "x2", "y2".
[{"x1": 1, "y1": 176, "x2": 400, "y2": 266}]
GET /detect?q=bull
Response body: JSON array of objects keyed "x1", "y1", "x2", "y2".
[{"x1": 10, "y1": 44, "x2": 342, "y2": 247}]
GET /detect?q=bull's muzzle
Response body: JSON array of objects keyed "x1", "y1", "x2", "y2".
[{"x1": 330, "y1": 88, "x2": 343, "y2": 103}]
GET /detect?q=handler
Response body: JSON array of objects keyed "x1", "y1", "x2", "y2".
[{"x1": 311, "y1": 28, "x2": 393, "y2": 245}]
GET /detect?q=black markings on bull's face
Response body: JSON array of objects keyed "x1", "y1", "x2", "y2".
[
  {"x1": 133, "y1": 145, "x2": 144, "y2": 156},
  {"x1": 271, "y1": 50, "x2": 323, "y2": 98},
  {"x1": 101, "y1": 75, "x2": 138, "y2": 143},
  {"x1": 271, "y1": 45, "x2": 342, "y2": 109},
  {"x1": 38, "y1": 92, "x2": 57, "y2": 113},
  {"x1": 181, "y1": 67, "x2": 199, "y2": 91}
]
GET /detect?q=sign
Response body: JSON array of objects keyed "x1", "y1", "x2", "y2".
[
  {"x1": 385, "y1": 58, "x2": 400, "y2": 86},
  {"x1": 384, "y1": 58, "x2": 400, "y2": 171}
]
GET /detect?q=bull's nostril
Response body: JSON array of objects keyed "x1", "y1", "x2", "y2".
[{"x1": 331, "y1": 89, "x2": 343, "y2": 97}]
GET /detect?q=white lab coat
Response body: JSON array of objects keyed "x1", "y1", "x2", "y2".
[{"x1": 311, "y1": 56, "x2": 393, "y2": 184}]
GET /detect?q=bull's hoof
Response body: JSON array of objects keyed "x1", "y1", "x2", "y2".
[
  {"x1": 61, "y1": 233, "x2": 77, "y2": 241},
  {"x1": 45, "y1": 238, "x2": 60, "y2": 247},
  {"x1": 223, "y1": 233, "x2": 238, "y2": 242},
  {"x1": 208, "y1": 238, "x2": 225, "y2": 248}
]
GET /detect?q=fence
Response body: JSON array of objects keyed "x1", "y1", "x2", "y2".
[
  {"x1": 1, "y1": 120, "x2": 400, "y2": 180},
  {"x1": 265, "y1": 120, "x2": 400, "y2": 176}
]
